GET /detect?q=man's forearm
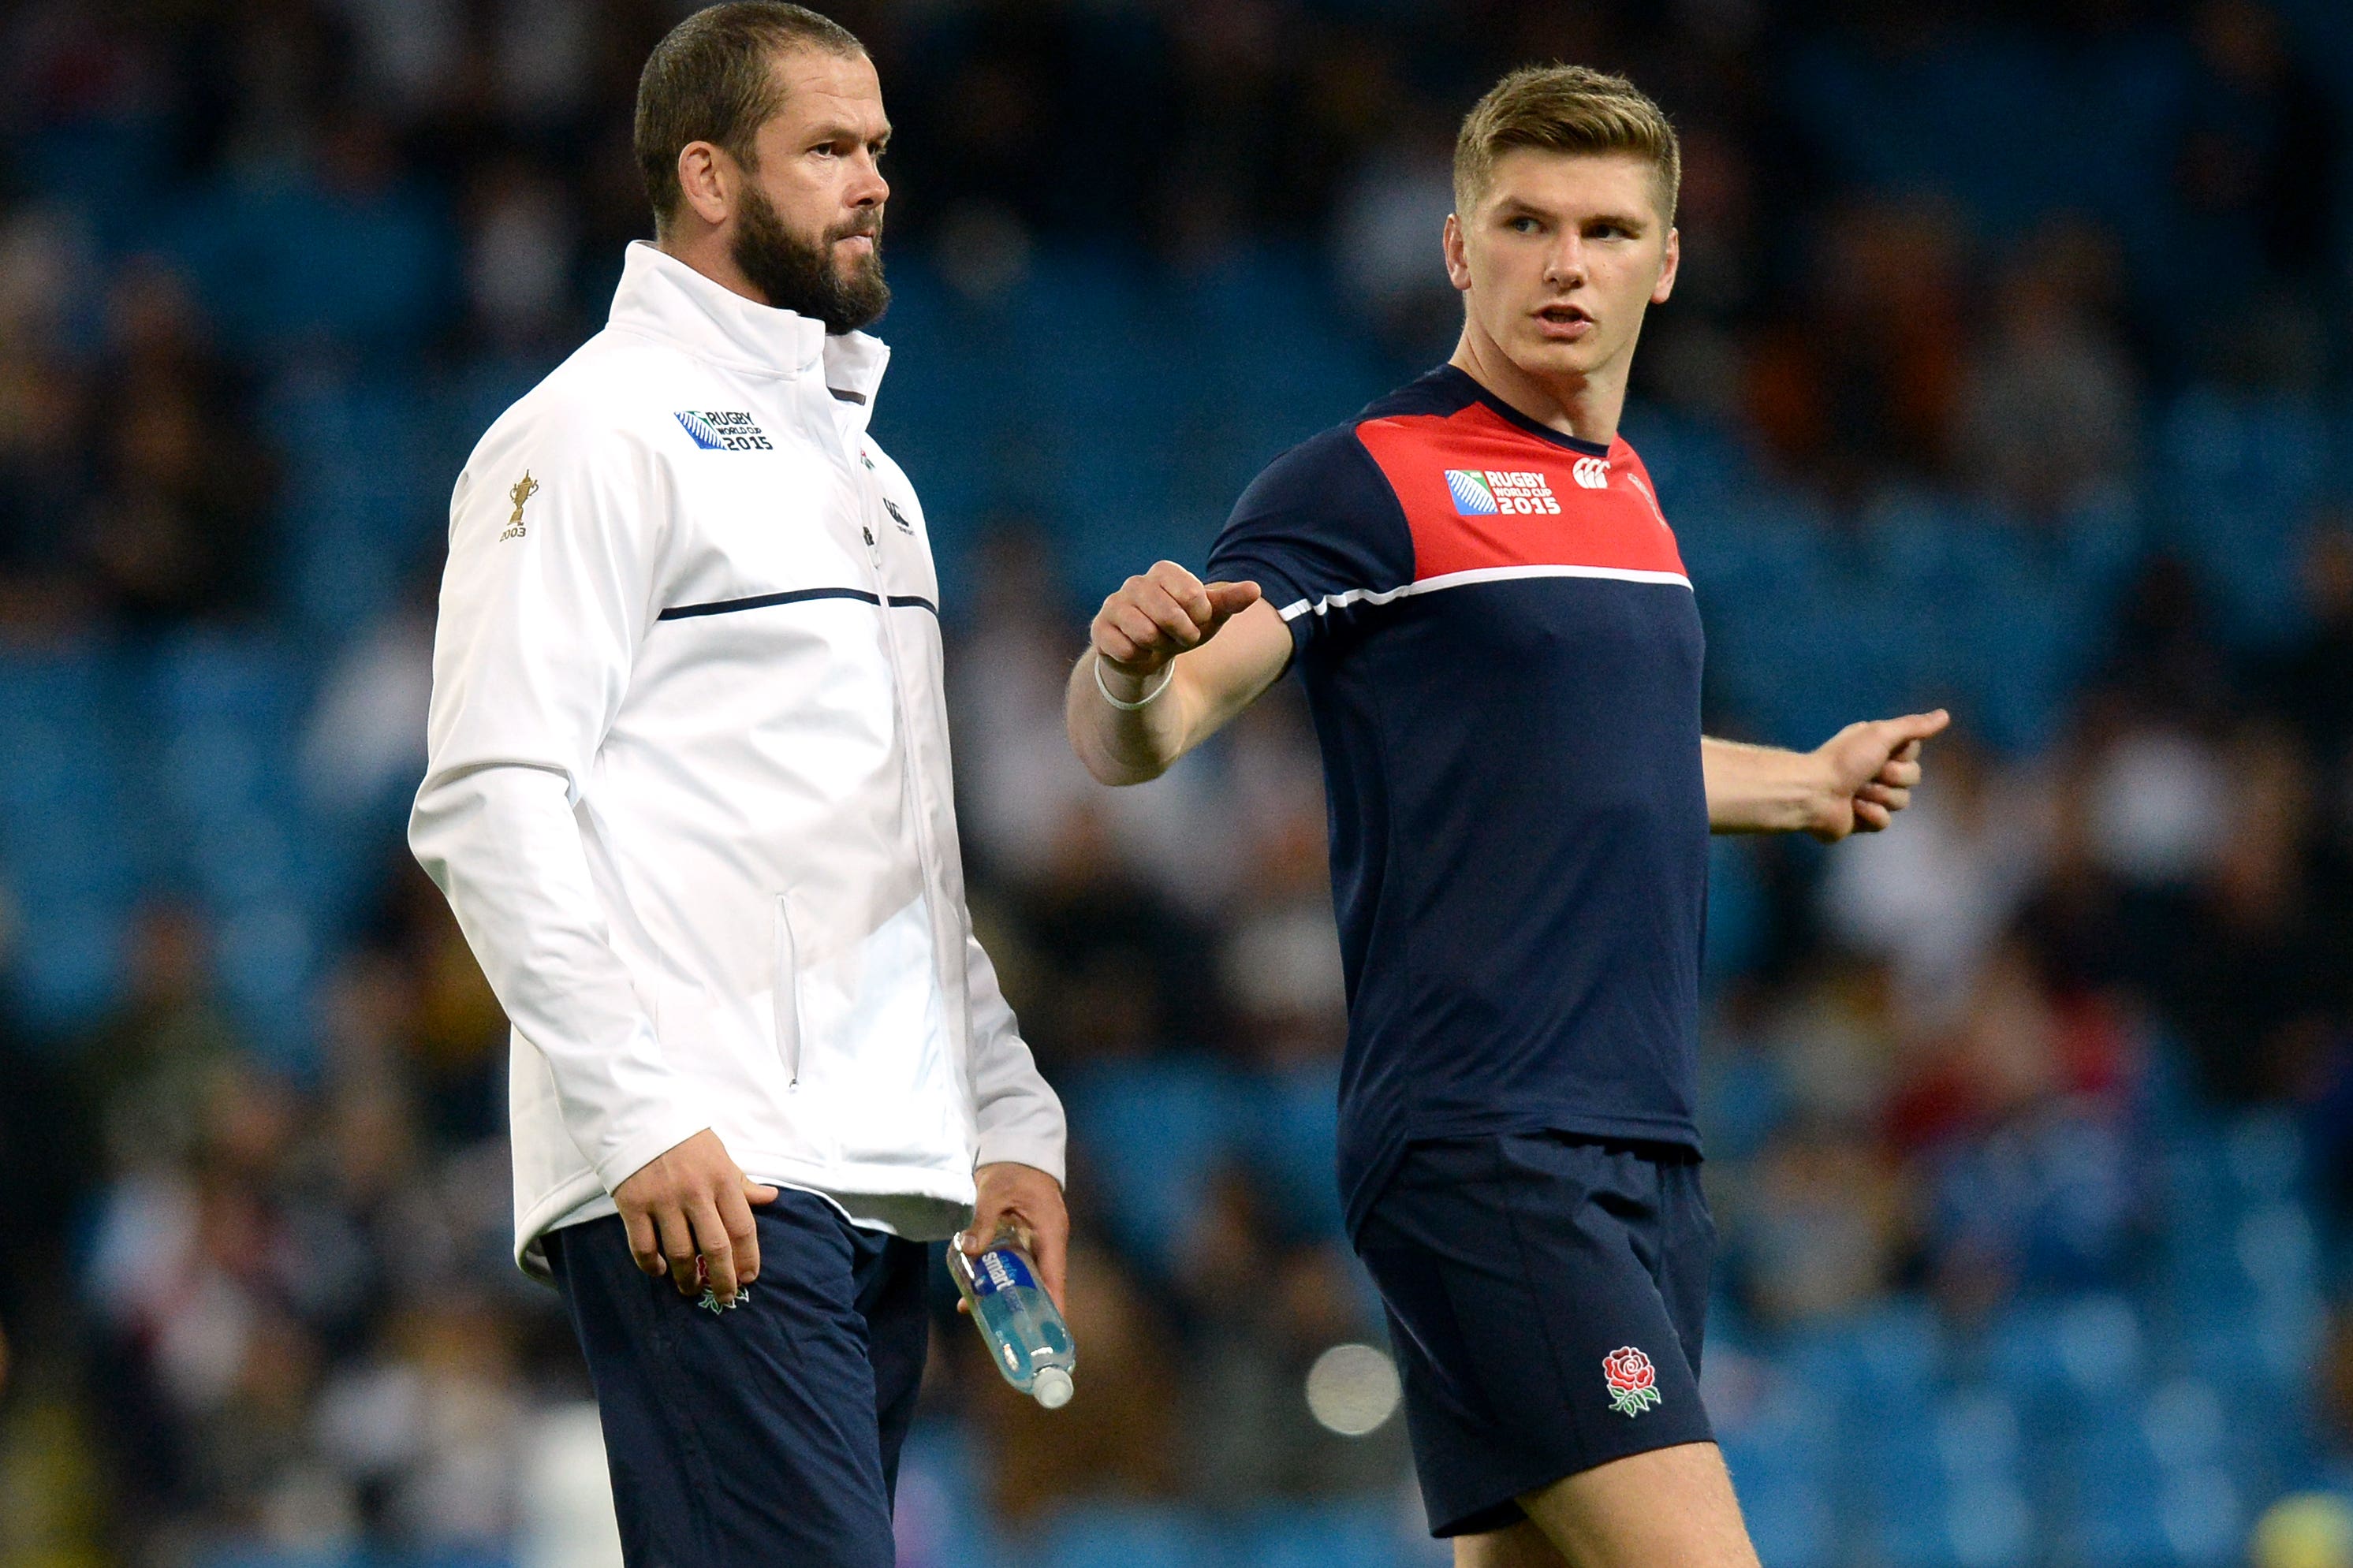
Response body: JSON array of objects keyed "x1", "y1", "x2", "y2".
[
  {"x1": 1701, "y1": 736, "x2": 1835, "y2": 835},
  {"x1": 1065, "y1": 649, "x2": 1194, "y2": 784},
  {"x1": 1070, "y1": 571, "x2": 1289, "y2": 784},
  {"x1": 962, "y1": 930, "x2": 1068, "y2": 1183}
]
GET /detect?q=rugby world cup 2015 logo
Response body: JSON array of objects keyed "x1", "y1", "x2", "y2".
[
  {"x1": 1445, "y1": 468, "x2": 1561, "y2": 516},
  {"x1": 1602, "y1": 1346, "x2": 1661, "y2": 1417},
  {"x1": 674, "y1": 409, "x2": 774, "y2": 451}
]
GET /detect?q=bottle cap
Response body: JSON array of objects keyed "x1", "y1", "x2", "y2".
[{"x1": 1031, "y1": 1366, "x2": 1074, "y2": 1410}]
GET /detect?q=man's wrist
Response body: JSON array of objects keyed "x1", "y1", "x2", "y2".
[
  {"x1": 975, "y1": 1149, "x2": 1067, "y2": 1189},
  {"x1": 598, "y1": 1115, "x2": 718, "y2": 1198},
  {"x1": 1092, "y1": 653, "x2": 1162, "y2": 706},
  {"x1": 1800, "y1": 749, "x2": 1846, "y2": 835},
  {"x1": 975, "y1": 1157, "x2": 1064, "y2": 1186}
]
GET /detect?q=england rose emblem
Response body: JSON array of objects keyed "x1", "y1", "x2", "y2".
[{"x1": 1602, "y1": 1346, "x2": 1661, "y2": 1417}]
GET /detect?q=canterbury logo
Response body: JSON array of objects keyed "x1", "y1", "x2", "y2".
[{"x1": 1572, "y1": 456, "x2": 1611, "y2": 490}]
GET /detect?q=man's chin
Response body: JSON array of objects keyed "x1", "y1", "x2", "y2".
[
  {"x1": 830, "y1": 263, "x2": 889, "y2": 332},
  {"x1": 1506, "y1": 336, "x2": 1605, "y2": 381}
]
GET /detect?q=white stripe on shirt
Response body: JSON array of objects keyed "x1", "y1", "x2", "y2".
[{"x1": 1277, "y1": 561, "x2": 1694, "y2": 621}]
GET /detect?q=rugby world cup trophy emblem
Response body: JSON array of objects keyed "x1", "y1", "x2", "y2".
[
  {"x1": 1602, "y1": 1346, "x2": 1661, "y2": 1417},
  {"x1": 502, "y1": 471, "x2": 539, "y2": 542}
]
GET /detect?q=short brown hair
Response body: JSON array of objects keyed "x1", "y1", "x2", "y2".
[
  {"x1": 635, "y1": 2, "x2": 866, "y2": 236},
  {"x1": 1453, "y1": 65, "x2": 1680, "y2": 223}
]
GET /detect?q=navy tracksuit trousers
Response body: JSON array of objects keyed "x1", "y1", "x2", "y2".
[{"x1": 544, "y1": 1187, "x2": 931, "y2": 1566}]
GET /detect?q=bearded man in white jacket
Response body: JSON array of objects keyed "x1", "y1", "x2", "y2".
[{"x1": 408, "y1": 6, "x2": 1068, "y2": 1561}]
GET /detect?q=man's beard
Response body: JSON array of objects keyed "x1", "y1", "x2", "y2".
[{"x1": 731, "y1": 184, "x2": 889, "y2": 334}]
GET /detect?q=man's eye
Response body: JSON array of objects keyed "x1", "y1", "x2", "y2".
[{"x1": 1511, "y1": 217, "x2": 1539, "y2": 233}]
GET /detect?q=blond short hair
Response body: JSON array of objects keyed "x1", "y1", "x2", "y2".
[{"x1": 1453, "y1": 65, "x2": 1680, "y2": 222}]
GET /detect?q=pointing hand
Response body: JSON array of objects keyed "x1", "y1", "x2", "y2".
[{"x1": 1810, "y1": 709, "x2": 1951, "y2": 841}]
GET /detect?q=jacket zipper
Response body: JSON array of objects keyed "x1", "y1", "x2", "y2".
[{"x1": 845, "y1": 445, "x2": 958, "y2": 1045}]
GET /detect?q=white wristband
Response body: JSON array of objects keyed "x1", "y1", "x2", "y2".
[{"x1": 1094, "y1": 657, "x2": 1175, "y2": 711}]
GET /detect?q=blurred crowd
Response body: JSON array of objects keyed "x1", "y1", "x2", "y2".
[{"x1": 3, "y1": 0, "x2": 2353, "y2": 1565}]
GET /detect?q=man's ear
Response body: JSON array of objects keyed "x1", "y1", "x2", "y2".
[
  {"x1": 1651, "y1": 226, "x2": 1680, "y2": 306},
  {"x1": 675, "y1": 141, "x2": 733, "y2": 230},
  {"x1": 1442, "y1": 212, "x2": 1471, "y2": 293}
]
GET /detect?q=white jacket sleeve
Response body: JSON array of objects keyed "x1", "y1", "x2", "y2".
[
  {"x1": 963, "y1": 926, "x2": 1068, "y2": 1185},
  {"x1": 408, "y1": 408, "x2": 709, "y2": 1195}
]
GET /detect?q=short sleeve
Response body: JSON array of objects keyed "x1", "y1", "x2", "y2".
[{"x1": 1204, "y1": 426, "x2": 1415, "y2": 657}]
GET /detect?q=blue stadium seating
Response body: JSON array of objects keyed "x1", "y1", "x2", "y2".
[
  {"x1": 1710, "y1": 1350, "x2": 1837, "y2": 1567},
  {"x1": 1060, "y1": 1056, "x2": 1249, "y2": 1271},
  {"x1": 0, "y1": 643, "x2": 140, "y2": 1029},
  {"x1": 158, "y1": 165, "x2": 457, "y2": 356},
  {"x1": 1024, "y1": 1503, "x2": 1221, "y2": 1568},
  {"x1": 147, "y1": 633, "x2": 322, "y2": 1062},
  {"x1": 259, "y1": 368, "x2": 446, "y2": 631},
  {"x1": 1236, "y1": 1501, "x2": 1418, "y2": 1568},
  {"x1": 2158, "y1": 389, "x2": 2335, "y2": 653},
  {"x1": 1241, "y1": 1063, "x2": 1345, "y2": 1242}
]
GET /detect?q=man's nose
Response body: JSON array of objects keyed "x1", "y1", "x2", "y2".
[
  {"x1": 1545, "y1": 239, "x2": 1587, "y2": 286},
  {"x1": 849, "y1": 155, "x2": 889, "y2": 208}
]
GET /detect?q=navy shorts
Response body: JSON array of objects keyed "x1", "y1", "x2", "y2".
[
  {"x1": 1354, "y1": 1132, "x2": 1717, "y2": 1537},
  {"x1": 543, "y1": 1188, "x2": 930, "y2": 1567}
]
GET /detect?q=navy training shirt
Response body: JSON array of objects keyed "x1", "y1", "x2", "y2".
[{"x1": 1206, "y1": 366, "x2": 1710, "y2": 1239}]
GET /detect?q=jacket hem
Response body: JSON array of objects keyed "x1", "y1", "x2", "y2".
[
  {"x1": 511, "y1": 1153, "x2": 981, "y2": 1279},
  {"x1": 515, "y1": 1170, "x2": 614, "y2": 1282}
]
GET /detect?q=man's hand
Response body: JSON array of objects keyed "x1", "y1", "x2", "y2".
[
  {"x1": 1810, "y1": 709, "x2": 1951, "y2": 841},
  {"x1": 959, "y1": 1161, "x2": 1070, "y2": 1313},
  {"x1": 612, "y1": 1128, "x2": 777, "y2": 1306},
  {"x1": 1091, "y1": 561, "x2": 1261, "y2": 692}
]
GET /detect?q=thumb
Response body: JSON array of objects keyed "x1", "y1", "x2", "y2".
[
  {"x1": 1886, "y1": 709, "x2": 1951, "y2": 748},
  {"x1": 1204, "y1": 579, "x2": 1262, "y2": 622},
  {"x1": 960, "y1": 1205, "x2": 1024, "y2": 1255}
]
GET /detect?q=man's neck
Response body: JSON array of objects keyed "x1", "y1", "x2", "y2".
[
  {"x1": 1448, "y1": 328, "x2": 1624, "y2": 448},
  {"x1": 657, "y1": 233, "x2": 770, "y2": 308}
]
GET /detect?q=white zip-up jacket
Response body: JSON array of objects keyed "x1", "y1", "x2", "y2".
[{"x1": 411, "y1": 242, "x2": 1065, "y2": 1276}]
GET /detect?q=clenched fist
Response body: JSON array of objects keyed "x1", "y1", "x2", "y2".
[{"x1": 1091, "y1": 560, "x2": 1262, "y2": 688}]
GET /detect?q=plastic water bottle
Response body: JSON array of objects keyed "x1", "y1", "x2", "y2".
[{"x1": 949, "y1": 1233, "x2": 1076, "y2": 1409}]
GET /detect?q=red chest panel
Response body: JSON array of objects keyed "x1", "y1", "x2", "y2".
[{"x1": 1352, "y1": 402, "x2": 1687, "y2": 583}]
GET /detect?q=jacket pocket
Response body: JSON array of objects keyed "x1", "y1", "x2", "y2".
[{"x1": 773, "y1": 895, "x2": 804, "y2": 1086}]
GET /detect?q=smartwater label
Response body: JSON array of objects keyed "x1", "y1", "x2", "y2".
[{"x1": 968, "y1": 1247, "x2": 1039, "y2": 1298}]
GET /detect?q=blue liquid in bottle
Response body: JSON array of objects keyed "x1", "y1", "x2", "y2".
[{"x1": 949, "y1": 1236, "x2": 1076, "y2": 1408}]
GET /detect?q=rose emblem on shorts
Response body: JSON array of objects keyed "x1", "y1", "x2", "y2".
[{"x1": 1602, "y1": 1346, "x2": 1661, "y2": 1417}]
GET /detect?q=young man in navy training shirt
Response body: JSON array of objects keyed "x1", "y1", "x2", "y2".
[{"x1": 1065, "y1": 65, "x2": 1947, "y2": 1568}]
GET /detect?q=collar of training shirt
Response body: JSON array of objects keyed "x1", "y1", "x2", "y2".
[{"x1": 606, "y1": 241, "x2": 891, "y2": 420}]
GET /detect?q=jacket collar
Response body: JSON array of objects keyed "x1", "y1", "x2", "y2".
[{"x1": 606, "y1": 241, "x2": 890, "y2": 419}]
